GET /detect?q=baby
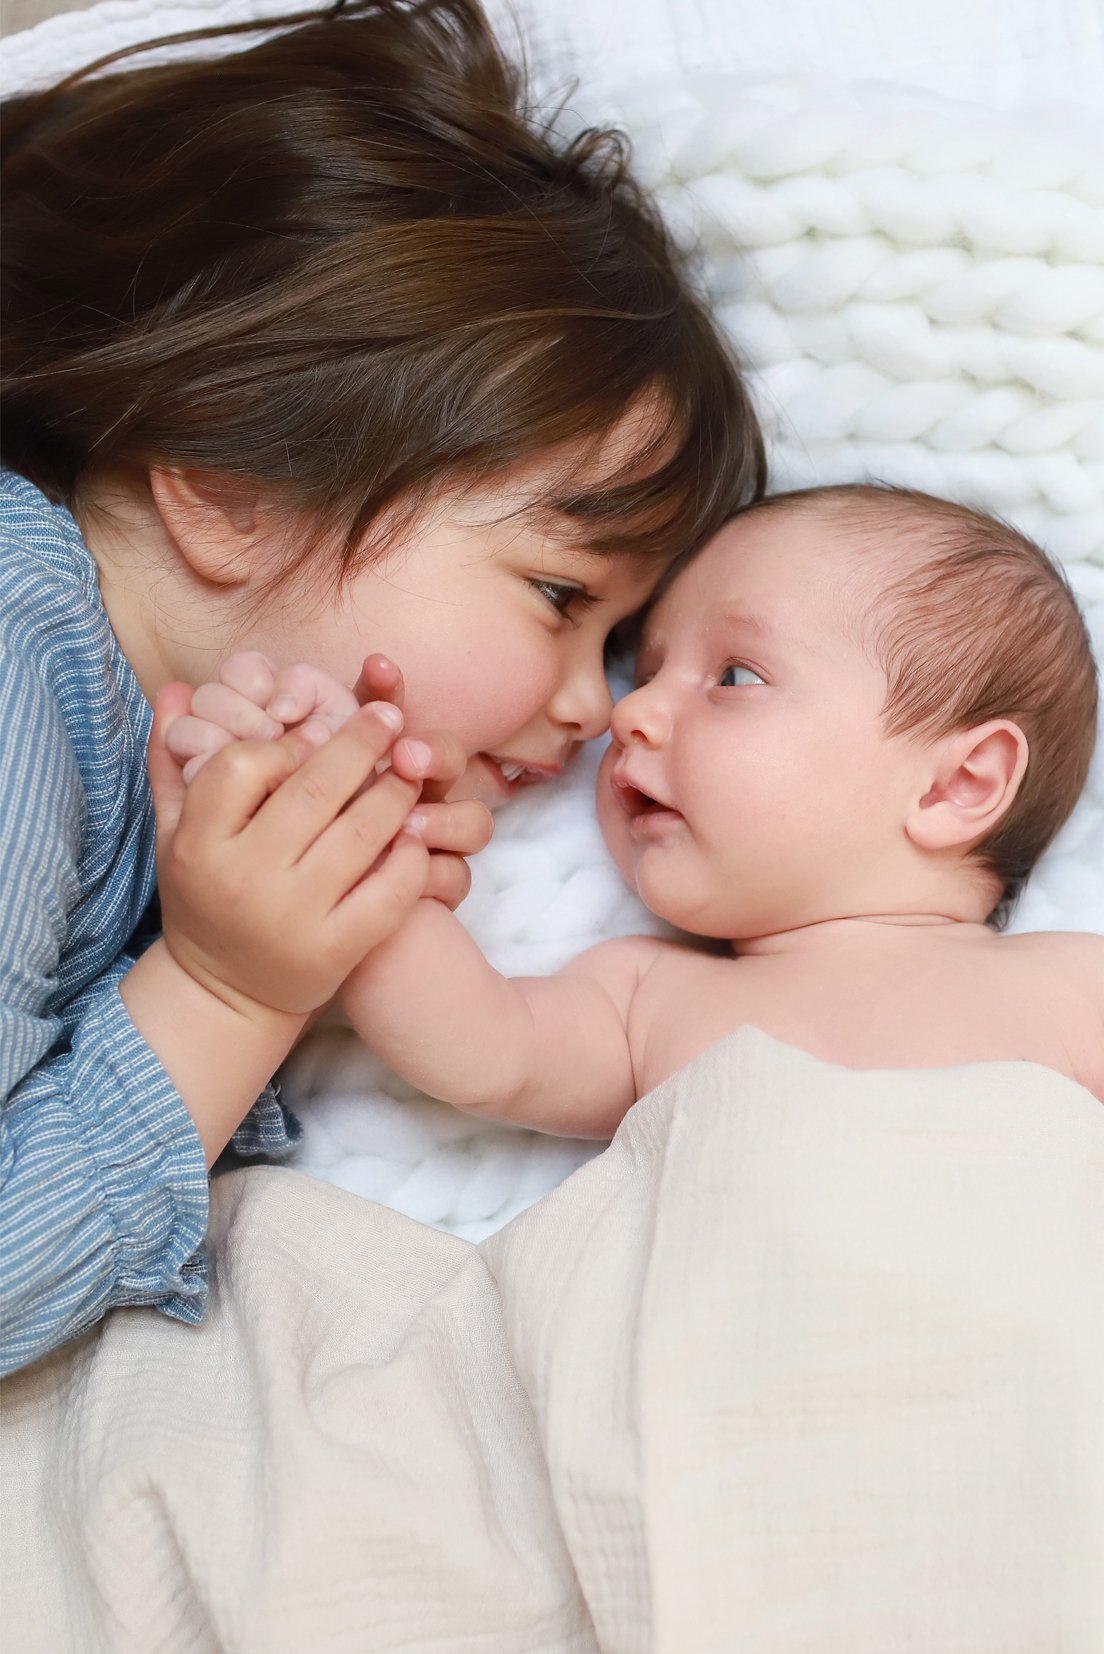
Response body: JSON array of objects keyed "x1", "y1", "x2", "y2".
[{"x1": 181, "y1": 484, "x2": 1104, "y2": 1128}]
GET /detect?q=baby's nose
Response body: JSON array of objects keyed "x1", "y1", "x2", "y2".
[{"x1": 610, "y1": 682, "x2": 666, "y2": 748}]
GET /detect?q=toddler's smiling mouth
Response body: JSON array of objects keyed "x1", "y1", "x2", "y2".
[{"x1": 477, "y1": 752, "x2": 566, "y2": 799}]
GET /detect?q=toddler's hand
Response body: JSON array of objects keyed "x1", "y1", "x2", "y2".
[
  {"x1": 166, "y1": 652, "x2": 360, "y2": 783},
  {"x1": 170, "y1": 652, "x2": 494, "y2": 909},
  {"x1": 150, "y1": 688, "x2": 432, "y2": 1017}
]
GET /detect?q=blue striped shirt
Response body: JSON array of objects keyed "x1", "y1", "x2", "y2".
[{"x1": 0, "y1": 470, "x2": 299, "y2": 1377}]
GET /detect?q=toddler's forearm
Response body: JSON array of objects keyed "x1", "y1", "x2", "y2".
[{"x1": 120, "y1": 941, "x2": 307, "y2": 1166}]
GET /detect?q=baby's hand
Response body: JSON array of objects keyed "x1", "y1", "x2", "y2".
[{"x1": 166, "y1": 652, "x2": 360, "y2": 783}]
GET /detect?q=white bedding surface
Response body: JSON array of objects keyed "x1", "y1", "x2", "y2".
[
  {"x1": 5, "y1": 0, "x2": 1103, "y2": 1239},
  {"x1": 4, "y1": 0, "x2": 1103, "y2": 111}
]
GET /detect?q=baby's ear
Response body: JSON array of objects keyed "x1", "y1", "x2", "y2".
[
  {"x1": 905, "y1": 720, "x2": 1029, "y2": 853},
  {"x1": 148, "y1": 466, "x2": 269, "y2": 587}
]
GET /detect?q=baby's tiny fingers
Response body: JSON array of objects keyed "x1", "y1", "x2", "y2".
[
  {"x1": 407, "y1": 799, "x2": 494, "y2": 857},
  {"x1": 191, "y1": 680, "x2": 284, "y2": 740},
  {"x1": 266, "y1": 663, "x2": 359, "y2": 732},
  {"x1": 218, "y1": 650, "x2": 278, "y2": 704},
  {"x1": 165, "y1": 713, "x2": 239, "y2": 765}
]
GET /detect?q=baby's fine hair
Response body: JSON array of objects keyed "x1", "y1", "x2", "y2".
[
  {"x1": 1, "y1": 0, "x2": 764, "y2": 580},
  {"x1": 745, "y1": 483, "x2": 1099, "y2": 926}
]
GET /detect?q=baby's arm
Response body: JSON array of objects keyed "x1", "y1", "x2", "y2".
[{"x1": 341, "y1": 901, "x2": 660, "y2": 1137}]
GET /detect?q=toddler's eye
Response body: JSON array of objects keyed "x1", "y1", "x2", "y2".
[
  {"x1": 529, "y1": 578, "x2": 589, "y2": 617},
  {"x1": 719, "y1": 663, "x2": 766, "y2": 687}
]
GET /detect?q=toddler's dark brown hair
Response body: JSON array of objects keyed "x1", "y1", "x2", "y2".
[{"x1": 1, "y1": 0, "x2": 765, "y2": 582}]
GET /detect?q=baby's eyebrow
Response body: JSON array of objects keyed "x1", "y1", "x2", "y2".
[{"x1": 714, "y1": 605, "x2": 777, "y2": 639}]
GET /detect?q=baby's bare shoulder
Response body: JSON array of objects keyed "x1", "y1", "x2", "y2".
[
  {"x1": 1005, "y1": 927, "x2": 1104, "y2": 973},
  {"x1": 1006, "y1": 929, "x2": 1104, "y2": 1032},
  {"x1": 991, "y1": 930, "x2": 1103, "y2": 1100}
]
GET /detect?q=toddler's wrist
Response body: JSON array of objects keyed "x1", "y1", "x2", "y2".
[{"x1": 153, "y1": 936, "x2": 309, "y2": 1038}]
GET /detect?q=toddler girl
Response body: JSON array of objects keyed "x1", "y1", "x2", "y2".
[{"x1": 0, "y1": 0, "x2": 764, "y2": 1374}]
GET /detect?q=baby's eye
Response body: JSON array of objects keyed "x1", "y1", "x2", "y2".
[
  {"x1": 719, "y1": 663, "x2": 766, "y2": 687},
  {"x1": 529, "y1": 578, "x2": 590, "y2": 617}
]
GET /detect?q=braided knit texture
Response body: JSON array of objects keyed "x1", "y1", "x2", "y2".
[{"x1": 622, "y1": 76, "x2": 1103, "y2": 565}]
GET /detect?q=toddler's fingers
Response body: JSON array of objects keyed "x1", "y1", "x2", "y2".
[
  {"x1": 301, "y1": 769, "x2": 420, "y2": 904},
  {"x1": 352, "y1": 654, "x2": 405, "y2": 711},
  {"x1": 218, "y1": 650, "x2": 278, "y2": 705},
  {"x1": 331, "y1": 825, "x2": 430, "y2": 950},
  {"x1": 180, "y1": 715, "x2": 310, "y2": 785},
  {"x1": 266, "y1": 663, "x2": 359, "y2": 732},
  {"x1": 422, "y1": 852, "x2": 473, "y2": 911},
  {"x1": 178, "y1": 719, "x2": 334, "y2": 841},
  {"x1": 249, "y1": 701, "x2": 406, "y2": 857},
  {"x1": 390, "y1": 728, "x2": 468, "y2": 803},
  {"x1": 181, "y1": 741, "x2": 234, "y2": 785},
  {"x1": 407, "y1": 799, "x2": 494, "y2": 857}
]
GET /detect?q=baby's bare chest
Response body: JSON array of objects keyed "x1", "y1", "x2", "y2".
[{"x1": 631, "y1": 941, "x2": 1102, "y2": 1101}]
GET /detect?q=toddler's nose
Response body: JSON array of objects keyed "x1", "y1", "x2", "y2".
[{"x1": 549, "y1": 648, "x2": 614, "y2": 741}]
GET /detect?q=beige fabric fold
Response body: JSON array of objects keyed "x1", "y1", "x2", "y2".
[{"x1": 3, "y1": 1030, "x2": 1103, "y2": 1652}]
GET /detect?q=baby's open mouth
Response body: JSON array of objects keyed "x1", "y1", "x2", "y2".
[
  {"x1": 619, "y1": 781, "x2": 661, "y2": 815},
  {"x1": 612, "y1": 774, "x2": 684, "y2": 829}
]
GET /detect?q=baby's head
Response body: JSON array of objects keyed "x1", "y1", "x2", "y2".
[{"x1": 598, "y1": 484, "x2": 1098, "y2": 938}]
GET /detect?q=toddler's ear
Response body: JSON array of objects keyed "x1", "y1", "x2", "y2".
[
  {"x1": 148, "y1": 466, "x2": 269, "y2": 587},
  {"x1": 905, "y1": 720, "x2": 1029, "y2": 852}
]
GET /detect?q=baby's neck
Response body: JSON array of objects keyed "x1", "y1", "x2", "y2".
[{"x1": 733, "y1": 912, "x2": 993, "y2": 959}]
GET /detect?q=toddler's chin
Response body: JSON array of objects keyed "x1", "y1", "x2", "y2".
[{"x1": 444, "y1": 756, "x2": 517, "y2": 808}]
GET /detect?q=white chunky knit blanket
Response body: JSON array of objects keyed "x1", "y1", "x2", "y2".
[{"x1": 5, "y1": 0, "x2": 1102, "y2": 1239}]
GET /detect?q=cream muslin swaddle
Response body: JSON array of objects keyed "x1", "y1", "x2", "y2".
[{"x1": 2, "y1": 1030, "x2": 1102, "y2": 1653}]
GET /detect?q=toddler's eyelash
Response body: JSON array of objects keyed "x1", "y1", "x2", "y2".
[{"x1": 529, "y1": 578, "x2": 595, "y2": 618}]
